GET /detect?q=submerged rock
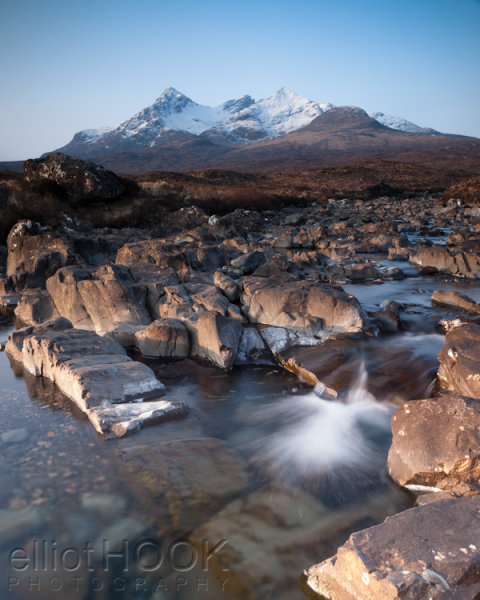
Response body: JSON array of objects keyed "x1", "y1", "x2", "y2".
[
  {"x1": 118, "y1": 437, "x2": 248, "y2": 532},
  {"x1": 305, "y1": 496, "x2": 480, "y2": 600}
]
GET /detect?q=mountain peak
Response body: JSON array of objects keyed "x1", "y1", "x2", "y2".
[{"x1": 54, "y1": 87, "x2": 433, "y2": 159}]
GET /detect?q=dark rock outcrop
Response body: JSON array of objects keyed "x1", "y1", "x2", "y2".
[{"x1": 24, "y1": 152, "x2": 124, "y2": 201}]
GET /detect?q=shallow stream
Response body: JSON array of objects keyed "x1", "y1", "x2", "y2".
[{"x1": 0, "y1": 262, "x2": 478, "y2": 599}]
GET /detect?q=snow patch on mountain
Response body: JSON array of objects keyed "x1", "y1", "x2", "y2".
[{"x1": 368, "y1": 111, "x2": 422, "y2": 133}]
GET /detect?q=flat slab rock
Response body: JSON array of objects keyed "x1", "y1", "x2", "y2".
[
  {"x1": 6, "y1": 320, "x2": 186, "y2": 437},
  {"x1": 388, "y1": 396, "x2": 480, "y2": 494},
  {"x1": 305, "y1": 495, "x2": 480, "y2": 600}
]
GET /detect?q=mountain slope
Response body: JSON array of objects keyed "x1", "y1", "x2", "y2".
[
  {"x1": 85, "y1": 106, "x2": 480, "y2": 174},
  {"x1": 54, "y1": 87, "x2": 430, "y2": 159}
]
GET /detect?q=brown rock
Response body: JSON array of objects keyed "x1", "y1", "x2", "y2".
[
  {"x1": 241, "y1": 276, "x2": 367, "y2": 334},
  {"x1": 388, "y1": 396, "x2": 480, "y2": 492},
  {"x1": 14, "y1": 290, "x2": 59, "y2": 325},
  {"x1": 46, "y1": 264, "x2": 151, "y2": 335},
  {"x1": 180, "y1": 310, "x2": 242, "y2": 370},
  {"x1": 7, "y1": 220, "x2": 76, "y2": 289},
  {"x1": 305, "y1": 496, "x2": 480, "y2": 600},
  {"x1": 134, "y1": 318, "x2": 190, "y2": 358},
  {"x1": 437, "y1": 323, "x2": 480, "y2": 398},
  {"x1": 432, "y1": 289, "x2": 480, "y2": 313}
]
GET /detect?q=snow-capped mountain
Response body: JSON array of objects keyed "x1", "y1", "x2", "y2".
[{"x1": 55, "y1": 87, "x2": 431, "y2": 158}]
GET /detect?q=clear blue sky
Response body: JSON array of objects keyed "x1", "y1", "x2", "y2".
[{"x1": 1, "y1": 0, "x2": 479, "y2": 160}]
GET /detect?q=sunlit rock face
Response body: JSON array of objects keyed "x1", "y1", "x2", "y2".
[
  {"x1": 305, "y1": 496, "x2": 480, "y2": 600},
  {"x1": 4, "y1": 319, "x2": 187, "y2": 437},
  {"x1": 388, "y1": 396, "x2": 480, "y2": 496}
]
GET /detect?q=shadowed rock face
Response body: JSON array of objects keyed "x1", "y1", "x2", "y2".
[
  {"x1": 7, "y1": 220, "x2": 76, "y2": 289},
  {"x1": 24, "y1": 152, "x2": 124, "y2": 201},
  {"x1": 388, "y1": 396, "x2": 480, "y2": 494},
  {"x1": 305, "y1": 496, "x2": 480, "y2": 600}
]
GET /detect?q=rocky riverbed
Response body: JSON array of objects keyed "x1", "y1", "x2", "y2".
[{"x1": 1, "y1": 157, "x2": 480, "y2": 599}]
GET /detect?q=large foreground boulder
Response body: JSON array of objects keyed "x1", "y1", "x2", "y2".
[
  {"x1": 388, "y1": 396, "x2": 480, "y2": 494},
  {"x1": 241, "y1": 277, "x2": 367, "y2": 334},
  {"x1": 24, "y1": 152, "x2": 124, "y2": 200},
  {"x1": 437, "y1": 322, "x2": 480, "y2": 398},
  {"x1": 305, "y1": 496, "x2": 480, "y2": 599}
]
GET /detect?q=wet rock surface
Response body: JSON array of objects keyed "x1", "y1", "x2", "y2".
[{"x1": 5, "y1": 319, "x2": 183, "y2": 436}]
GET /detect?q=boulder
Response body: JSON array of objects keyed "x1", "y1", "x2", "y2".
[
  {"x1": 118, "y1": 437, "x2": 248, "y2": 532},
  {"x1": 46, "y1": 264, "x2": 151, "y2": 335},
  {"x1": 185, "y1": 282, "x2": 230, "y2": 314},
  {"x1": 305, "y1": 496, "x2": 480, "y2": 600},
  {"x1": 125, "y1": 262, "x2": 179, "y2": 318},
  {"x1": 432, "y1": 289, "x2": 480, "y2": 313},
  {"x1": 388, "y1": 396, "x2": 480, "y2": 494},
  {"x1": 134, "y1": 318, "x2": 190, "y2": 358},
  {"x1": 116, "y1": 239, "x2": 203, "y2": 279},
  {"x1": 231, "y1": 250, "x2": 267, "y2": 274},
  {"x1": 24, "y1": 152, "x2": 124, "y2": 200},
  {"x1": 157, "y1": 284, "x2": 193, "y2": 319},
  {"x1": 437, "y1": 323, "x2": 480, "y2": 398},
  {"x1": 241, "y1": 277, "x2": 367, "y2": 334},
  {"x1": 14, "y1": 290, "x2": 59, "y2": 325},
  {"x1": 213, "y1": 270, "x2": 240, "y2": 301},
  {"x1": 411, "y1": 246, "x2": 480, "y2": 278},
  {"x1": 7, "y1": 220, "x2": 76, "y2": 289},
  {"x1": 180, "y1": 310, "x2": 242, "y2": 370}
]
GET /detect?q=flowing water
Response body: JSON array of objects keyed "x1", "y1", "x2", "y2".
[{"x1": 0, "y1": 264, "x2": 479, "y2": 599}]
